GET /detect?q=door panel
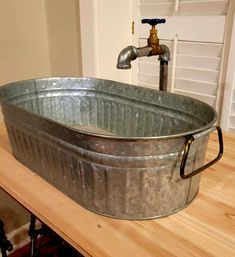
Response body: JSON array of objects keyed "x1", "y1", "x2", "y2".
[{"x1": 133, "y1": 0, "x2": 229, "y2": 111}]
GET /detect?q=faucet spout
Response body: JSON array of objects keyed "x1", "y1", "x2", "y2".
[
  {"x1": 116, "y1": 46, "x2": 137, "y2": 69},
  {"x1": 117, "y1": 46, "x2": 152, "y2": 69}
]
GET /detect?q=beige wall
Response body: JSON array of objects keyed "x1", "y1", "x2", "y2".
[
  {"x1": 0, "y1": 0, "x2": 82, "y2": 235},
  {"x1": 0, "y1": 0, "x2": 82, "y2": 86},
  {"x1": 45, "y1": 0, "x2": 82, "y2": 76},
  {"x1": 0, "y1": 0, "x2": 51, "y2": 86},
  {"x1": 0, "y1": 0, "x2": 51, "y2": 234},
  {"x1": 0, "y1": 189, "x2": 29, "y2": 233}
]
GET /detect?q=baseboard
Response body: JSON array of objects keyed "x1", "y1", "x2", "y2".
[
  {"x1": 1, "y1": 219, "x2": 45, "y2": 256},
  {"x1": 0, "y1": 223, "x2": 30, "y2": 257},
  {"x1": 0, "y1": 220, "x2": 41, "y2": 257}
]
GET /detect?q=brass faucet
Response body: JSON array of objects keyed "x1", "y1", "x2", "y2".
[
  {"x1": 142, "y1": 18, "x2": 165, "y2": 56},
  {"x1": 117, "y1": 18, "x2": 170, "y2": 91}
]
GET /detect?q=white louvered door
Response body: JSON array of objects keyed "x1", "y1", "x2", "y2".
[
  {"x1": 220, "y1": 6, "x2": 235, "y2": 133},
  {"x1": 132, "y1": 0, "x2": 229, "y2": 113}
]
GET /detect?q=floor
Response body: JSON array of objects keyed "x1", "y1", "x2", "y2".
[{"x1": 8, "y1": 235, "x2": 84, "y2": 257}]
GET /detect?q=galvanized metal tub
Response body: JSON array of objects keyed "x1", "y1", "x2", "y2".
[{"x1": 0, "y1": 77, "x2": 223, "y2": 219}]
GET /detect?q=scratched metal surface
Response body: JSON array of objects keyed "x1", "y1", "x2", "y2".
[{"x1": 0, "y1": 77, "x2": 217, "y2": 219}]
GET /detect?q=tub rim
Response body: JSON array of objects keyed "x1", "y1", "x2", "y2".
[{"x1": 0, "y1": 76, "x2": 217, "y2": 141}]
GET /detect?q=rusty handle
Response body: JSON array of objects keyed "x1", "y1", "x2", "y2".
[{"x1": 180, "y1": 126, "x2": 223, "y2": 179}]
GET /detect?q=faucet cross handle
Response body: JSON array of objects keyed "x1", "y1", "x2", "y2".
[{"x1": 141, "y1": 18, "x2": 166, "y2": 27}]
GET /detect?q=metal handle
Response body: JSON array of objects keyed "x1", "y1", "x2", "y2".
[
  {"x1": 180, "y1": 126, "x2": 223, "y2": 179},
  {"x1": 141, "y1": 18, "x2": 166, "y2": 26}
]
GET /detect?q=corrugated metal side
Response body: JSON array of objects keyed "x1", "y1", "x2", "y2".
[{"x1": 4, "y1": 118, "x2": 208, "y2": 219}]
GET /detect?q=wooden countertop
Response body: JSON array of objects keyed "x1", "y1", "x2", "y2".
[{"x1": 0, "y1": 122, "x2": 235, "y2": 257}]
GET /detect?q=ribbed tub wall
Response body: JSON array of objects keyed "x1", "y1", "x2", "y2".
[
  {"x1": 14, "y1": 80, "x2": 201, "y2": 137},
  {"x1": 5, "y1": 116, "x2": 209, "y2": 219}
]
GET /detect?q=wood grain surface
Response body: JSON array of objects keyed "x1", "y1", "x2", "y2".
[{"x1": 0, "y1": 122, "x2": 235, "y2": 257}]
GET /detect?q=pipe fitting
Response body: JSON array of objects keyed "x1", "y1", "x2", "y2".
[
  {"x1": 116, "y1": 46, "x2": 152, "y2": 69},
  {"x1": 158, "y1": 44, "x2": 170, "y2": 62},
  {"x1": 116, "y1": 46, "x2": 138, "y2": 69}
]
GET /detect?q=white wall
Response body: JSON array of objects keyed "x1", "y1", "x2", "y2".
[
  {"x1": 96, "y1": 0, "x2": 133, "y2": 82},
  {"x1": 80, "y1": 0, "x2": 133, "y2": 83}
]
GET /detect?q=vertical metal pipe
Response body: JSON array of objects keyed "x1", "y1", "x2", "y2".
[
  {"x1": 159, "y1": 60, "x2": 168, "y2": 91},
  {"x1": 28, "y1": 215, "x2": 38, "y2": 257},
  {"x1": 170, "y1": 34, "x2": 178, "y2": 93}
]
